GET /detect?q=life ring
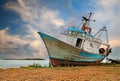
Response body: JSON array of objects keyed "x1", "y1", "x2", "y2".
[{"x1": 99, "y1": 48, "x2": 105, "y2": 54}]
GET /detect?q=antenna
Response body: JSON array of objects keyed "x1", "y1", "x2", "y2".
[{"x1": 88, "y1": 12, "x2": 92, "y2": 21}]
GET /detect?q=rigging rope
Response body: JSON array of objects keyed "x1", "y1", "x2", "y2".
[{"x1": 47, "y1": 17, "x2": 82, "y2": 34}]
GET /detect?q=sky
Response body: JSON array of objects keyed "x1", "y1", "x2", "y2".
[{"x1": 0, "y1": 0, "x2": 120, "y2": 59}]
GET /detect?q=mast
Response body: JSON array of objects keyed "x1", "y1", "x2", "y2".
[
  {"x1": 81, "y1": 12, "x2": 93, "y2": 33},
  {"x1": 82, "y1": 13, "x2": 91, "y2": 23},
  {"x1": 88, "y1": 12, "x2": 92, "y2": 22}
]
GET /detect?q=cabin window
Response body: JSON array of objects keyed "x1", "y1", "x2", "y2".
[
  {"x1": 72, "y1": 31, "x2": 75, "y2": 35},
  {"x1": 78, "y1": 33, "x2": 82, "y2": 37},
  {"x1": 68, "y1": 31, "x2": 72, "y2": 34},
  {"x1": 76, "y1": 38, "x2": 82, "y2": 47}
]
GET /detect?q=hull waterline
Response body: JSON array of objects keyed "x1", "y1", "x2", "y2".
[{"x1": 50, "y1": 58, "x2": 103, "y2": 66}]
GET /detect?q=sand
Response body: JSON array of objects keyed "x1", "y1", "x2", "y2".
[{"x1": 0, "y1": 66, "x2": 120, "y2": 81}]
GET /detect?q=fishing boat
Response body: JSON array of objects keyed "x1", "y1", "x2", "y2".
[{"x1": 38, "y1": 13, "x2": 111, "y2": 66}]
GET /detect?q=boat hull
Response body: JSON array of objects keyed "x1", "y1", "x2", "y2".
[
  {"x1": 50, "y1": 57, "x2": 102, "y2": 66},
  {"x1": 38, "y1": 32, "x2": 105, "y2": 66}
]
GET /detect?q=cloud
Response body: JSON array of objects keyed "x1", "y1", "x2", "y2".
[
  {"x1": 0, "y1": 27, "x2": 48, "y2": 59},
  {"x1": 1, "y1": 0, "x2": 65, "y2": 59},
  {"x1": 0, "y1": 28, "x2": 26, "y2": 51},
  {"x1": 0, "y1": 28, "x2": 30, "y2": 59},
  {"x1": 108, "y1": 46, "x2": 120, "y2": 59},
  {"x1": 5, "y1": 0, "x2": 65, "y2": 32},
  {"x1": 109, "y1": 39, "x2": 120, "y2": 47}
]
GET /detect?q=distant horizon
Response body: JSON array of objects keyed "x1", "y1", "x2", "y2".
[{"x1": 1, "y1": 57, "x2": 45, "y2": 60}]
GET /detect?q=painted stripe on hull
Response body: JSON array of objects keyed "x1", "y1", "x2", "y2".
[{"x1": 79, "y1": 51, "x2": 104, "y2": 59}]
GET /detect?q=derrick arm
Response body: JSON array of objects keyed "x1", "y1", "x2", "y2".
[{"x1": 94, "y1": 27, "x2": 112, "y2": 56}]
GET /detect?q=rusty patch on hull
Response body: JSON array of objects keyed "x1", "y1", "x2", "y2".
[{"x1": 50, "y1": 58, "x2": 102, "y2": 66}]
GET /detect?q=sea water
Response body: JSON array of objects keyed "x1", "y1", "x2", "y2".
[{"x1": 0, "y1": 59, "x2": 49, "y2": 68}]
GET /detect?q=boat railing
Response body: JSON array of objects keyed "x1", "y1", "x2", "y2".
[{"x1": 93, "y1": 38, "x2": 102, "y2": 43}]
